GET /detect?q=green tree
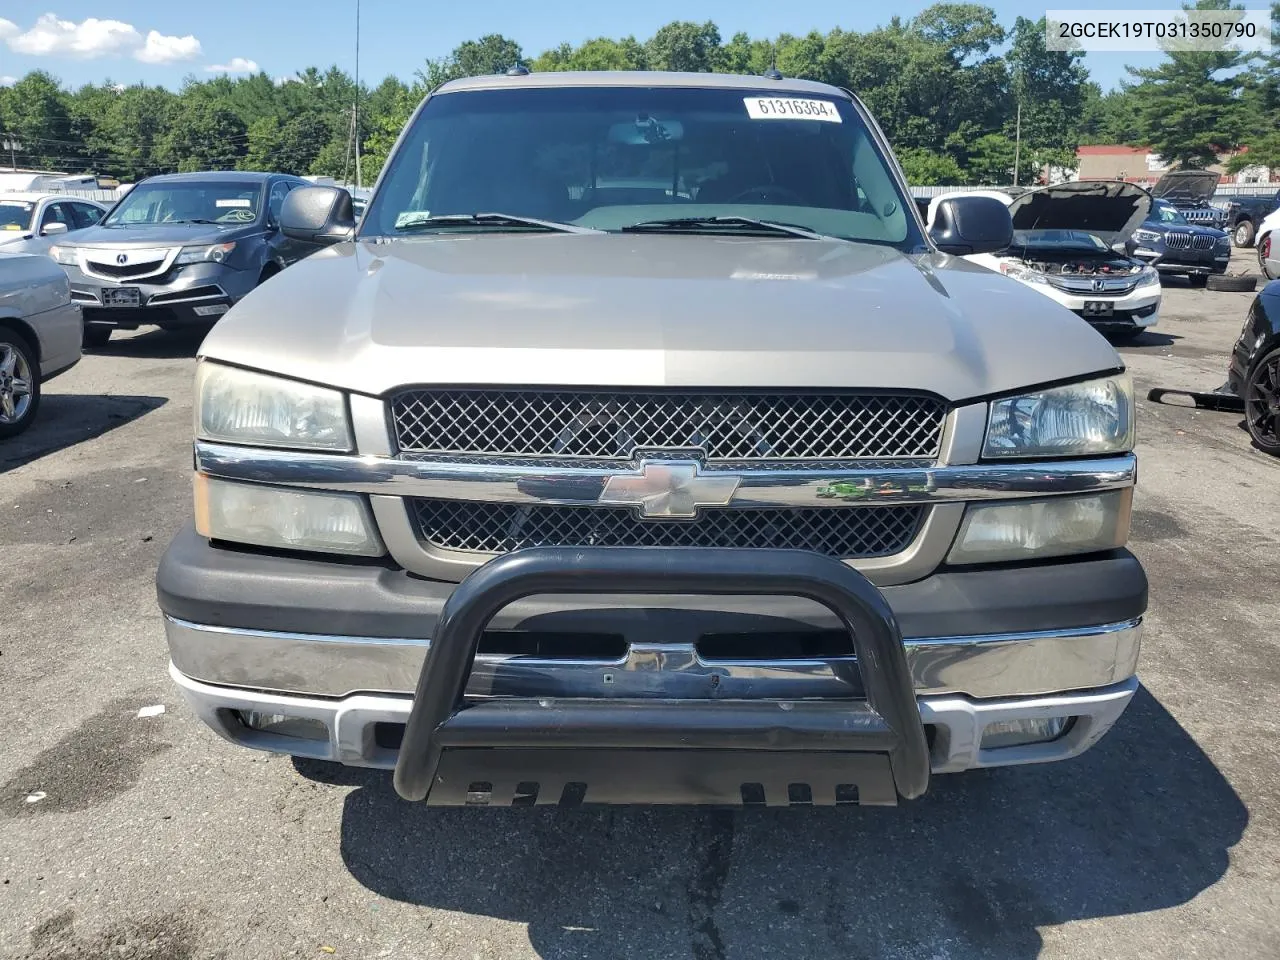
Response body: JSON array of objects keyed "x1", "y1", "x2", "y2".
[
  {"x1": 896, "y1": 148, "x2": 966, "y2": 184},
  {"x1": 1, "y1": 71, "x2": 69, "y2": 169},
  {"x1": 158, "y1": 98, "x2": 247, "y2": 172},
  {"x1": 420, "y1": 34, "x2": 525, "y2": 88},
  {"x1": 1125, "y1": 0, "x2": 1254, "y2": 167},
  {"x1": 645, "y1": 21, "x2": 722, "y2": 72},
  {"x1": 99, "y1": 85, "x2": 175, "y2": 179},
  {"x1": 1078, "y1": 82, "x2": 1143, "y2": 144}
]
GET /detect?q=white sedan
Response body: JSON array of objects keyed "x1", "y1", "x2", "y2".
[
  {"x1": 1258, "y1": 207, "x2": 1280, "y2": 281},
  {"x1": 927, "y1": 182, "x2": 1162, "y2": 341},
  {"x1": 0, "y1": 193, "x2": 109, "y2": 252}
]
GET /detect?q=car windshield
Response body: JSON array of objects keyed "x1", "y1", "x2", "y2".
[
  {"x1": 104, "y1": 181, "x2": 263, "y2": 226},
  {"x1": 0, "y1": 200, "x2": 35, "y2": 231},
  {"x1": 364, "y1": 85, "x2": 919, "y2": 248},
  {"x1": 1152, "y1": 201, "x2": 1188, "y2": 225},
  {"x1": 1011, "y1": 228, "x2": 1109, "y2": 252}
]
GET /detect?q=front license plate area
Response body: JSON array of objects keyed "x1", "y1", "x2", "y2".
[
  {"x1": 1083, "y1": 301, "x2": 1114, "y2": 317},
  {"x1": 101, "y1": 287, "x2": 141, "y2": 307}
]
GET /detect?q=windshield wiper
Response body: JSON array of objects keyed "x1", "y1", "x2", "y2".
[
  {"x1": 164, "y1": 218, "x2": 221, "y2": 225},
  {"x1": 619, "y1": 216, "x2": 842, "y2": 241},
  {"x1": 394, "y1": 212, "x2": 600, "y2": 235}
]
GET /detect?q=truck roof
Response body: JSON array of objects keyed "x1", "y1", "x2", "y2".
[{"x1": 434, "y1": 70, "x2": 850, "y2": 99}]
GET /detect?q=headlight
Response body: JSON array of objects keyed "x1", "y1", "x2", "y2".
[
  {"x1": 999, "y1": 263, "x2": 1047, "y2": 284},
  {"x1": 984, "y1": 374, "x2": 1134, "y2": 459},
  {"x1": 1132, "y1": 229, "x2": 1161, "y2": 243},
  {"x1": 1215, "y1": 234, "x2": 1231, "y2": 247},
  {"x1": 48, "y1": 245, "x2": 77, "y2": 265},
  {"x1": 195, "y1": 361, "x2": 352, "y2": 451},
  {"x1": 194, "y1": 474, "x2": 384, "y2": 556},
  {"x1": 176, "y1": 241, "x2": 236, "y2": 265},
  {"x1": 1136, "y1": 265, "x2": 1159, "y2": 284},
  {"x1": 947, "y1": 490, "x2": 1132, "y2": 565}
]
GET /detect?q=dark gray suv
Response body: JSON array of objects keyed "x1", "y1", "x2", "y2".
[{"x1": 48, "y1": 171, "x2": 324, "y2": 347}]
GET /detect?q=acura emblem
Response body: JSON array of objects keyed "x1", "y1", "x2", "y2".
[
  {"x1": 116, "y1": 253, "x2": 128, "y2": 265},
  {"x1": 599, "y1": 460, "x2": 740, "y2": 519}
]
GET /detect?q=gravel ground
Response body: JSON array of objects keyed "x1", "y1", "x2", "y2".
[{"x1": 1, "y1": 249, "x2": 1278, "y2": 960}]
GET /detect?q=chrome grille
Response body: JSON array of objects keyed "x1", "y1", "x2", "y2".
[
  {"x1": 1192, "y1": 234, "x2": 1216, "y2": 250},
  {"x1": 84, "y1": 258, "x2": 165, "y2": 278},
  {"x1": 390, "y1": 390, "x2": 947, "y2": 461},
  {"x1": 410, "y1": 499, "x2": 925, "y2": 557}
]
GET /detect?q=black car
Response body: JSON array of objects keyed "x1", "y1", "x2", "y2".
[
  {"x1": 1149, "y1": 169, "x2": 1229, "y2": 230},
  {"x1": 1227, "y1": 279, "x2": 1280, "y2": 455},
  {"x1": 1224, "y1": 188, "x2": 1280, "y2": 248},
  {"x1": 47, "y1": 171, "x2": 330, "y2": 347},
  {"x1": 1130, "y1": 198, "x2": 1232, "y2": 286}
]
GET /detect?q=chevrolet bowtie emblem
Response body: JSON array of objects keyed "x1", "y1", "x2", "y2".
[{"x1": 599, "y1": 460, "x2": 740, "y2": 519}]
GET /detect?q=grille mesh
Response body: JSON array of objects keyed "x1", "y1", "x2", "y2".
[
  {"x1": 391, "y1": 390, "x2": 946, "y2": 461},
  {"x1": 1165, "y1": 232, "x2": 1192, "y2": 250},
  {"x1": 411, "y1": 499, "x2": 925, "y2": 558}
]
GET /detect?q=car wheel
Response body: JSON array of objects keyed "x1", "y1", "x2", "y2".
[
  {"x1": 1244, "y1": 347, "x2": 1280, "y2": 456},
  {"x1": 1260, "y1": 234, "x2": 1278, "y2": 281},
  {"x1": 0, "y1": 330, "x2": 41, "y2": 439},
  {"x1": 1206, "y1": 274, "x2": 1259, "y2": 292},
  {"x1": 1188, "y1": 273, "x2": 1209, "y2": 288},
  {"x1": 1234, "y1": 219, "x2": 1256, "y2": 248},
  {"x1": 82, "y1": 324, "x2": 113, "y2": 348}
]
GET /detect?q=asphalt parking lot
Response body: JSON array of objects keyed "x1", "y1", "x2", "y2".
[{"x1": 2, "y1": 249, "x2": 1278, "y2": 960}]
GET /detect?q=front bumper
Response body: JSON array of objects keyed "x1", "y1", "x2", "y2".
[
  {"x1": 1038, "y1": 284, "x2": 1162, "y2": 331},
  {"x1": 66, "y1": 261, "x2": 256, "y2": 329},
  {"x1": 1133, "y1": 248, "x2": 1231, "y2": 275}
]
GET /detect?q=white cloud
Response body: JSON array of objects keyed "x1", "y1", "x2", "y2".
[
  {"x1": 2, "y1": 13, "x2": 201, "y2": 63},
  {"x1": 136, "y1": 29, "x2": 201, "y2": 64},
  {"x1": 205, "y1": 56, "x2": 259, "y2": 74},
  {"x1": 0, "y1": 76, "x2": 16, "y2": 87}
]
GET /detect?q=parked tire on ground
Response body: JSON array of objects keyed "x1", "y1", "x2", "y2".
[
  {"x1": 1244, "y1": 346, "x2": 1280, "y2": 457},
  {"x1": 1206, "y1": 274, "x2": 1259, "y2": 293},
  {"x1": 1188, "y1": 273, "x2": 1209, "y2": 288},
  {"x1": 0, "y1": 329, "x2": 41, "y2": 439},
  {"x1": 1233, "y1": 219, "x2": 1256, "y2": 248},
  {"x1": 82, "y1": 324, "x2": 113, "y2": 348}
]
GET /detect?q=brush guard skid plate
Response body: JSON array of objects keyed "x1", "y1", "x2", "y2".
[{"x1": 392, "y1": 547, "x2": 931, "y2": 806}]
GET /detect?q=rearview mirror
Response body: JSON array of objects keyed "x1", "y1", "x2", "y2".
[
  {"x1": 280, "y1": 186, "x2": 356, "y2": 244},
  {"x1": 41, "y1": 221, "x2": 69, "y2": 237},
  {"x1": 928, "y1": 196, "x2": 1013, "y2": 256}
]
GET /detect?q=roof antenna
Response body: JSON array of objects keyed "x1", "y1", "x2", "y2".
[{"x1": 764, "y1": 47, "x2": 782, "y2": 81}]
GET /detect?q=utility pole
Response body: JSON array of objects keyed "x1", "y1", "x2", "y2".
[
  {"x1": 353, "y1": 0, "x2": 362, "y2": 189},
  {"x1": 1013, "y1": 100, "x2": 1022, "y2": 187}
]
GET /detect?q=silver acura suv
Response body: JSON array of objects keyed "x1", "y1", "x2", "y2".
[{"x1": 158, "y1": 71, "x2": 1145, "y2": 807}]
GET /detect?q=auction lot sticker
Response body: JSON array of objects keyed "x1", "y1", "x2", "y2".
[{"x1": 744, "y1": 97, "x2": 842, "y2": 122}]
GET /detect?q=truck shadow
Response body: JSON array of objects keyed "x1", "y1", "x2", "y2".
[
  {"x1": 0, "y1": 394, "x2": 166, "y2": 474},
  {"x1": 310, "y1": 686, "x2": 1245, "y2": 959}
]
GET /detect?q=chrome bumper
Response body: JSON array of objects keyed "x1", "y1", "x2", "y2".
[
  {"x1": 164, "y1": 614, "x2": 1141, "y2": 702},
  {"x1": 170, "y1": 662, "x2": 1139, "y2": 775}
]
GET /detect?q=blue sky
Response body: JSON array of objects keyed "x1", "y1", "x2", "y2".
[{"x1": 0, "y1": 0, "x2": 1268, "y2": 91}]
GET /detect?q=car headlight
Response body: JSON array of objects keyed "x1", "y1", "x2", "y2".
[
  {"x1": 176, "y1": 241, "x2": 236, "y2": 265},
  {"x1": 1132, "y1": 229, "x2": 1161, "y2": 244},
  {"x1": 194, "y1": 474, "x2": 383, "y2": 556},
  {"x1": 195, "y1": 361, "x2": 352, "y2": 451},
  {"x1": 999, "y1": 263, "x2": 1047, "y2": 284},
  {"x1": 984, "y1": 374, "x2": 1134, "y2": 459},
  {"x1": 948, "y1": 490, "x2": 1132, "y2": 564},
  {"x1": 1215, "y1": 234, "x2": 1231, "y2": 247},
  {"x1": 48, "y1": 244, "x2": 77, "y2": 265},
  {"x1": 1136, "y1": 265, "x2": 1159, "y2": 284}
]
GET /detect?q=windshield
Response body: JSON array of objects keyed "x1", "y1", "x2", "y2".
[
  {"x1": 0, "y1": 200, "x2": 35, "y2": 231},
  {"x1": 364, "y1": 86, "x2": 919, "y2": 247},
  {"x1": 105, "y1": 181, "x2": 263, "y2": 226},
  {"x1": 1011, "y1": 228, "x2": 1108, "y2": 251},
  {"x1": 1152, "y1": 201, "x2": 1187, "y2": 225}
]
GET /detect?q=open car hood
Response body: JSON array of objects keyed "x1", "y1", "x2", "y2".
[
  {"x1": 1006, "y1": 180, "x2": 1153, "y2": 245},
  {"x1": 1150, "y1": 169, "x2": 1220, "y2": 204}
]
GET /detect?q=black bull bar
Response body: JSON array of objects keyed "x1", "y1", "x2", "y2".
[{"x1": 393, "y1": 547, "x2": 931, "y2": 806}]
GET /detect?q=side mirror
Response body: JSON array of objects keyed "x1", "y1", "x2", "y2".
[
  {"x1": 280, "y1": 186, "x2": 356, "y2": 244},
  {"x1": 928, "y1": 196, "x2": 1013, "y2": 256},
  {"x1": 41, "y1": 222, "x2": 69, "y2": 237}
]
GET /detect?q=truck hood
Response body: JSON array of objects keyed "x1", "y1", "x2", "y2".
[
  {"x1": 200, "y1": 233, "x2": 1122, "y2": 403},
  {"x1": 57, "y1": 220, "x2": 260, "y2": 249},
  {"x1": 1150, "y1": 169, "x2": 1220, "y2": 204},
  {"x1": 1007, "y1": 181, "x2": 1152, "y2": 245}
]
